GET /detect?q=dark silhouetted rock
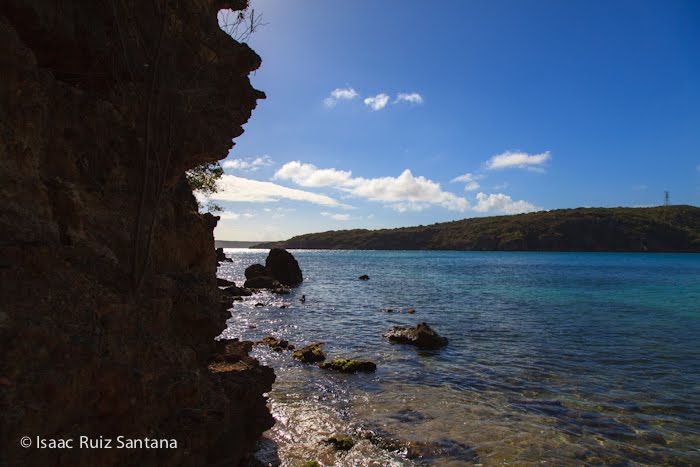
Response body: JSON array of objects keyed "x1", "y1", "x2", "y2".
[
  {"x1": 265, "y1": 248, "x2": 303, "y2": 286},
  {"x1": 293, "y1": 342, "x2": 326, "y2": 363},
  {"x1": 359, "y1": 274, "x2": 370, "y2": 280},
  {"x1": 245, "y1": 263, "x2": 267, "y2": 280},
  {"x1": 217, "y1": 278, "x2": 235, "y2": 287},
  {"x1": 222, "y1": 285, "x2": 252, "y2": 297},
  {"x1": 216, "y1": 247, "x2": 232, "y2": 262},
  {"x1": 383, "y1": 322, "x2": 448, "y2": 349},
  {"x1": 320, "y1": 359, "x2": 377, "y2": 373},
  {"x1": 244, "y1": 276, "x2": 280, "y2": 289}
]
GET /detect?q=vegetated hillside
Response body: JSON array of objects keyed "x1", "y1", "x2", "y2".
[{"x1": 255, "y1": 206, "x2": 700, "y2": 252}]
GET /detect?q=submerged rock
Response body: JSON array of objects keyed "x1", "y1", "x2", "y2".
[
  {"x1": 256, "y1": 336, "x2": 294, "y2": 352},
  {"x1": 265, "y1": 248, "x2": 303, "y2": 286},
  {"x1": 383, "y1": 322, "x2": 448, "y2": 349},
  {"x1": 320, "y1": 358, "x2": 377, "y2": 373},
  {"x1": 359, "y1": 274, "x2": 370, "y2": 280},
  {"x1": 324, "y1": 434, "x2": 355, "y2": 451},
  {"x1": 293, "y1": 342, "x2": 326, "y2": 363}
]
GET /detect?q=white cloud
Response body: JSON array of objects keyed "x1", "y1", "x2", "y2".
[
  {"x1": 485, "y1": 151, "x2": 551, "y2": 171},
  {"x1": 321, "y1": 211, "x2": 351, "y2": 221},
  {"x1": 274, "y1": 161, "x2": 469, "y2": 212},
  {"x1": 492, "y1": 182, "x2": 510, "y2": 190},
  {"x1": 273, "y1": 161, "x2": 353, "y2": 187},
  {"x1": 222, "y1": 155, "x2": 273, "y2": 171},
  {"x1": 218, "y1": 211, "x2": 240, "y2": 220},
  {"x1": 395, "y1": 92, "x2": 423, "y2": 104},
  {"x1": 323, "y1": 87, "x2": 359, "y2": 108},
  {"x1": 472, "y1": 192, "x2": 540, "y2": 214},
  {"x1": 364, "y1": 93, "x2": 390, "y2": 111},
  {"x1": 451, "y1": 172, "x2": 482, "y2": 191},
  {"x1": 208, "y1": 174, "x2": 347, "y2": 207}
]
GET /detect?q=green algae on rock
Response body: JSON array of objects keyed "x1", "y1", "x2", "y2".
[
  {"x1": 319, "y1": 358, "x2": 377, "y2": 373},
  {"x1": 293, "y1": 342, "x2": 327, "y2": 363}
]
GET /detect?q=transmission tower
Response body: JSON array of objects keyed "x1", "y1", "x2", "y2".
[{"x1": 664, "y1": 191, "x2": 670, "y2": 207}]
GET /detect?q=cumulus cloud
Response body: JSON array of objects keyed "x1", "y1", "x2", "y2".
[
  {"x1": 451, "y1": 172, "x2": 482, "y2": 191},
  {"x1": 273, "y1": 161, "x2": 353, "y2": 187},
  {"x1": 321, "y1": 211, "x2": 351, "y2": 221},
  {"x1": 274, "y1": 161, "x2": 469, "y2": 212},
  {"x1": 208, "y1": 174, "x2": 347, "y2": 207},
  {"x1": 472, "y1": 192, "x2": 540, "y2": 214},
  {"x1": 395, "y1": 92, "x2": 423, "y2": 104},
  {"x1": 485, "y1": 151, "x2": 551, "y2": 171},
  {"x1": 364, "y1": 93, "x2": 390, "y2": 111},
  {"x1": 323, "y1": 87, "x2": 359, "y2": 108},
  {"x1": 222, "y1": 155, "x2": 273, "y2": 171}
]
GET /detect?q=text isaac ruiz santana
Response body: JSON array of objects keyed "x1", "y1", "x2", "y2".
[{"x1": 35, "y1": 436, "x2": 177, "y2": 449}]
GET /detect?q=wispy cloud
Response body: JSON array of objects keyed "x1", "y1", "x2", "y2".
[
  {"x1": 275, "y1": 161, "x2": 469, "y2": 212},
  {"x1": 485, "y1": 151, "x2": 551, "y2": 171},
  {"x1": 472, "y1": 192, "x2": 540, "y2": 214},
  {"x1": 323, "y1": 87, "x2": 359, "y2": 108},
  {"x1": 321, "y1": 211, "x2": 351, "y2": 221},
  {"x1": 395, "y1": 92, "x2": 423, "y2": 104},
  {"x1": 222, "y1": 155, "x2": 273, "y2": 171},
  {"x1": 451, "y1": 172, "x2": 482, "y2": 191},
  {"x1": 364, "y1": 93, "x2": 390, "y2": 111},
  {"x1": 208, "y1": 174, "x2": 348, "y2": 207}
]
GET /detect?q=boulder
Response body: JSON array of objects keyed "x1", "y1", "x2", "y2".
[
  {"x1": 243, "y1": 276, "x2": 279, "y2": 289},
  {"x1": 217, "y1": 278, "x2": 235, "y2": 287},
  {"x1": 383, "y1": 322, "x2": 448, "y2": 349},
  {"x1": 265, "y1": 248, "x2": 303, "y2": 286},
  {"x1": 359, "y1": 274, "x2": 370, "y2": 280},
  {"x1": 293, "y1": 342, "x2": 326, "y2": 363},
  {"x1": 320, "y1": 359, "x2": 377, "y2": 373},
  {"x1": 244, "y1": 263, "x2": 267, "y2": 280}
]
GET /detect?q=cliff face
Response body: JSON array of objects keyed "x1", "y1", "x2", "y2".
[{"x1": 0, "y1": 1, "x2": 273, "y2": 465}]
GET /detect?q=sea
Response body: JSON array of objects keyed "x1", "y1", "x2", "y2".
[{"x1": 217, "y1": 249, "x2": 700, "y2": 466}]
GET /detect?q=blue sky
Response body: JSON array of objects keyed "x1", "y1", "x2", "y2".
[{"x1": 208, "y1": 0, "x2": 700, "y2": 241}]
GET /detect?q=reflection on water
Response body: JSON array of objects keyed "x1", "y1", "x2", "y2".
[{"x1": 218, "y1": 249, "x2": 700, "y2": 466}]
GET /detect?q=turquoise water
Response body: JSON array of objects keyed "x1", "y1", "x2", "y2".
[{"x1": 218, "y1": 250, "x2": 700, "y2": 465}]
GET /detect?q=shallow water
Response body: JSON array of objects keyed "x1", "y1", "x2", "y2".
[{"x1": 218, "y1": 250, "x2": 700, "y2": 466}]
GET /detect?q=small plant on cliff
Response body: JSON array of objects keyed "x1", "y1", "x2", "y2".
[
  {"x1": 218, "y1": 3, "x2": 267, "y2": 42},
  {"x1": 186, "y1": 162, "x2": 223, "y2": 213}
]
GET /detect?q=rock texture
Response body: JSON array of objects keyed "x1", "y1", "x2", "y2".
[
  {"x1": 0, "y1": 1, "x2": 273, "y2": 465},
  {"x1": 384, "y1": 323, "x2": 449, "y2": 349},
  {"x1": 320, "y1": 359, "x2": 377, "y2": 373}
]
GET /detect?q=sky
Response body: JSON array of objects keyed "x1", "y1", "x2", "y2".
[{"x1": 208, "y1": 0, "x2": 700, "y2": 241}]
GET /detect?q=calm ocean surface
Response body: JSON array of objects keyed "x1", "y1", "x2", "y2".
[{"x1": 218, "y1": 250, "x2": 700, "y2": 466}]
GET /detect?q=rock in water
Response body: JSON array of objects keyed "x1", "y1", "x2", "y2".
[
  {"x1": 383, "y1": 322, "x2": 448, "y2": 349},
  {"x1": 320, "y1": 359, "x2": 377, "y2": 373},
  {"x1": 216, "y1": 247, "x2": 232, "y2": 262},
  {"x1": 359, "y1": 274, "x2": 370, "y2": 280},
  {"x1": 293, "y1": 342, "x2": 326, "y2": 363},
  {"x1": 244, "y1": 276, "x2": 280, "y2": 289},
  {"x1": 265, "y1": 248, "x2": 303, "y2": 286},
  {"x1": 245, "y1": 263, "x2": 267, "y2": 279}
]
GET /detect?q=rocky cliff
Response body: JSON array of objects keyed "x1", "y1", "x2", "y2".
[{"x1": 0, "y1": 1, "x2": 273, "y2": 465}]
